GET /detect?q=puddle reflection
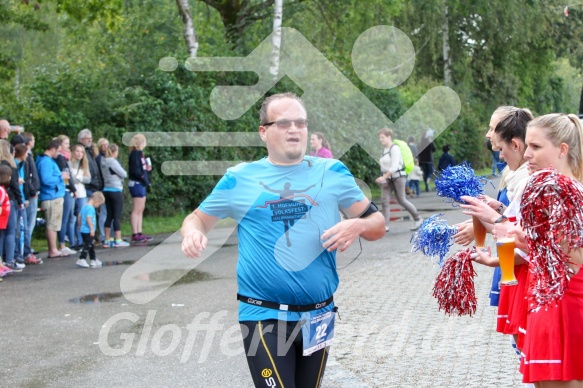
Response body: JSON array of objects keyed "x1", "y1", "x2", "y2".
[{"x1": 69, "y1": 269, "x2": 213, "y2": 304}]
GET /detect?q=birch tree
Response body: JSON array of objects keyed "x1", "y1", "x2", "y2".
[
  {"x1": 176, "y1": 0, "x2": 199, "y2": 58},
  {"x1": 442, "y1": 4, "x2": 451, "y2": 86},
  {"x1": 270, "y1": 0, "x2": 283, "y2": 80}
]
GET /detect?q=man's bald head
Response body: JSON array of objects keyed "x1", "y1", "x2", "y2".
[{"x1": 0, "y1": 120, "x2": 10, "y2": 139}]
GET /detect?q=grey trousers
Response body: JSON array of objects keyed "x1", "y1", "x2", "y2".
[{"x1": 380, "y1": 176, "x2": 420, "y2": 226}]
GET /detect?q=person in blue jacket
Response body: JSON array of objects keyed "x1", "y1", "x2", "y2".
[
  {"x1": 36, "y1": 139, "x2": 67, "y2": 258},
  {"x1": 437, "y1": 144, "x2": 456, "y2": 172}
]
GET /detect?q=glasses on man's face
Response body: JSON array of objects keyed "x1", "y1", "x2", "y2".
[{"x1": 262, "y1": 118, "x2": 308, "y2": 130}]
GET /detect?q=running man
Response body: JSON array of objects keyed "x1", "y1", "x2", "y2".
[{"x1": 181, "y1": 92, "x2": 385, "y2": 387}]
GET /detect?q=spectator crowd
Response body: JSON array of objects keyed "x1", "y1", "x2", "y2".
[{"x1": 0, "y1": 120, "x2": 153, "y2": 279}]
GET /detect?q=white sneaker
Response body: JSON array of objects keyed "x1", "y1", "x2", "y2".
[
  {"x1": 76, "y1": 259, "x2": 89, "y2": 268},
  {"x1": 410, "y1": 217, "x2": 424, "y2": 231},
  {"x1": 90, "y1": 259, "x2": 102, "y2": 268},
  {"x1": 14, "y1": 262, "x2": 26, "y2": 270},
  {"x1": 114, "y1": 240, "x2": 130, "y2": 248},
  {"x1": 62, "y1": 247, "x2": 77, "y2": 255}
]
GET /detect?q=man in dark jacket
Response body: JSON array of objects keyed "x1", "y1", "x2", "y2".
[
  {"x1": 418, "y1": 130, "x2": 436, "y2": 192},
  {"x1": 77, "y1": 128, "x2": 103, "y2": 194},
  {"x1": 437, "y1": 144, "x2": 456, "y2": 172},
  {"x1": 78, "y1": 128, "x2": 104, "y2": 244}
]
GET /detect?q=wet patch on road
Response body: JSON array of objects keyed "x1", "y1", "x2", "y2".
[
  {"x1": 102, "y1": 260, "x2": 136, "y2": 266},
  {"x1": 148, "y1": 268, "x2": 214, "y2": 286},
  {"x1": 69, "y1": 292, "x2": 124, "y2": 304},
  {"x1": 69, "y1": 269, "x2": 213, "y2": 304}
]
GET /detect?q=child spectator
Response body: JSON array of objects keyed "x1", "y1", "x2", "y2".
[
  {"x1": 101, "y1": 144, "x2": 129, "y2": 248},
  {"x1": 76, "y1": 191, "x2": 105, "y2": 268},
  {"x1": 0, "y1": 165, "x2": 14, "y2": 277},
  {"x1": 408, "y1": 158, "x2": 423, "y2": 197},
  {"x1": 437, "y1": 144, "x2": 456, "y2": 172},
  {"x1": 128, "y1": 134, "x2": 152, "y2": 242}
]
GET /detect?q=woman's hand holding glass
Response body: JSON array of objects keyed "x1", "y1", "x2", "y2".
[{"x1": 460, "y1": 195, "x2": 500, "y2": 228}]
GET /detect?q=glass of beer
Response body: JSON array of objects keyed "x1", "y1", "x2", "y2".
[
  {"x1": 472, "y1": 215, "x2": 487, "y2": 249},
  {"x1": 495, "y1": 223, "x2": 518, "y2": 286},
  {"x1": 63, "y1": 168, "x2": 70, "y2": 185}
]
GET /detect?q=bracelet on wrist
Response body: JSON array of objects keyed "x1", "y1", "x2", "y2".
[{"x1": 496, "y1": 203, "x2": 505, "y2": 214}]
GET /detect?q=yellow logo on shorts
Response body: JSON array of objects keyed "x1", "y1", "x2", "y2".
[{"x1": 261, "y1": 369, "x2": 272, "y2": 378}]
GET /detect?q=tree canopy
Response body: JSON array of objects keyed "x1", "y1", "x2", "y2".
[{"x1": 1, "y1": 0, "x2": 582, "y2": 214}]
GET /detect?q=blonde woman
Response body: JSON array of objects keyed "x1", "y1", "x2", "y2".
[
  {"x1": 69, "y1": 144, "x2": 91, "y2": 249},
  {"x1": 101, "y1": 144, "x2": 129, "y2": 247},
  {"x1": 56, "y1": 135, "x2": 77, "y2": 255},
  {"x1": 95, "y1": 137, "x2": 109, "y2": 245},
  {"x1": 128, "y1": 134, "x2": 152, "y2": 242}
]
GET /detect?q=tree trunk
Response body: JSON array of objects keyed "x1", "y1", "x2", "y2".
[
  {"x1": 442, "y1": 4, "x2": 452, "y2": 86},
  {"x1": 270, "y1": 0, "x2": 283, "y2": 80},
  {"x1": 176, "y1": 0, "x2": 198, "y2": 58},
  {"x1": 579, "y1": 83, "x2": 583, "y2": 115}
]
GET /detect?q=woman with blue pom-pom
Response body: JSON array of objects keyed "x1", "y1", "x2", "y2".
[{"x1": 460, "y1": 108, "x2": 533, "y2": 361}]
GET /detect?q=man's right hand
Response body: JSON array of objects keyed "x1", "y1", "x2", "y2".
[
  {"x1": 181, "y1": 209, "x2": 219, "y2": 258},
  {"x1": 182, "y1": 230, "x2": 208, "y2": 258}
]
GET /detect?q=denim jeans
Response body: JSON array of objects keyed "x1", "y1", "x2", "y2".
[
  {"x1": 4, "y1": 200, "x2": 18, "y2": 265},
  {"x1": 26, "y1": 195, "x2": 39, "y2": 245},
  {"x1": 58, "y1": 192, "x2": 76, "y2": 246},
  {"x1": 74, "y1": 196, "x2": 88, "y2": 246},
  {"x1": 491, "y1": 150, "x2": 501, "y2": 175},
  {"x1": 409, "y1": 179, "x2": 420, "y2": 197},
  {"x1": 14, "y1": 207, "x2": 31, "y2": 260},
  {"x1": 98, "y1": 202, "x2": 107, "y2": 242},
  {"x1": 0, "y1": 229, "x2": 5, "y2": 262}
]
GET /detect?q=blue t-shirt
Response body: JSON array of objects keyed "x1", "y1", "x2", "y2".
[
  {"x1": 17, "y1": 160, "x2": 26, "y2": 202},
  {"x1": 79, "y1": 204, "x2": 96, "y2": 233},
  {"x1": 199, "y1": 156, "x2": 365, "y2": 321}
]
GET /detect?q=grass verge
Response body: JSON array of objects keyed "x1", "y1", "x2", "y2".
[{"x1": 31, "y1": 212, "x2": 188, "y2": 253}]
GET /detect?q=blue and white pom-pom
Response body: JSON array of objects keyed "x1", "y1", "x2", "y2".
[
  {"x1": 411, "y1": 214, "x2": 457, "y2": 267},
  {"x1": 435, "y1": 162, "x2": 487, "y2": 204}
]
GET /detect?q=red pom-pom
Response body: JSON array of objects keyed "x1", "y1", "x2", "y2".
[
  {"x1": 521, "y1": 169, "x2": 583, "y2": 310},
  {"x1": 432, "y1": 248, "x2": 478, "y2": 316}
]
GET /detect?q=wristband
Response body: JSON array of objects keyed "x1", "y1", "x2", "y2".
[
  {"x1": 496, "y1": 203, "x2": 505, "y2": 214},
  {"x1": 495, "y1": 215, "x2": 508, "y2": 224}
]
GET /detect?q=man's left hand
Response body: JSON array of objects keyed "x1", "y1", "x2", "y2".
[{"x1": 321, "y1": 218, "x2": 364, "y2": 253}]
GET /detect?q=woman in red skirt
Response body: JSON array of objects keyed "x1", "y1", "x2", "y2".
[{"x1": 514, "y1": 113, "x2": 583, "y2": 387}]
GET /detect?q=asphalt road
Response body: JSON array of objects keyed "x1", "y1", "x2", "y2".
[{"x1": 1, "y1": 176, "x2": 524, "y2": 387}]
